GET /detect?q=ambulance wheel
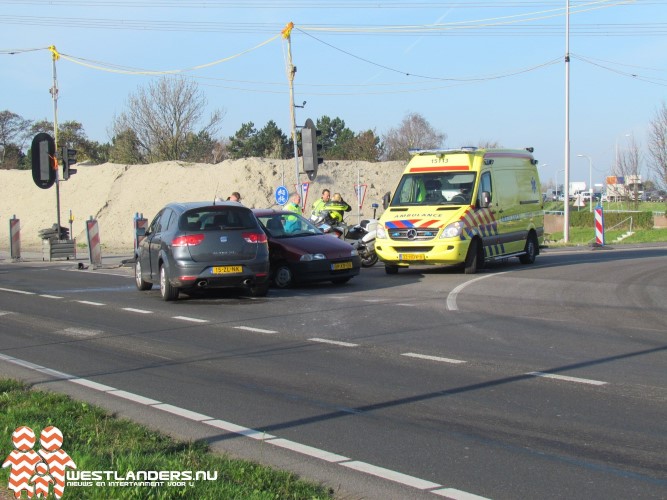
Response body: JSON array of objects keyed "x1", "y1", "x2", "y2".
[
  {"x1": 463, "y1": 239, "x2": 481, "y2": 275},
  {"x1": 385, "y1": 264, "x2": 399, "y2": 275},
  {"x1": 519, "y1": 233, "x2": 538, "y2": 264}
]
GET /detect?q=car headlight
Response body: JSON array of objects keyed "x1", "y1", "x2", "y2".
[
  {"x1": 300, "y1": 253, "x2": 326, "y2": 261},
  {"x1": 376, "y1": 225, "x2": 387, "y2": 239},
  {"x1": 441, "y1": 221, "x2": 463, "y2": 238},
  {"x1": 350, "y1": 248, "x2": 359, "y2": 257}
]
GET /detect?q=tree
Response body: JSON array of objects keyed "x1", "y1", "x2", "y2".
[
  {"x1": 316, "y1": 116, "x2": 354, "y2": 159},
  {"x1": 228, "y1": 122, "x2": 258, "y2": 159},
  {"x1": 382, "y1": 112, "x2": 446, "y2": 161},
  {"x1": 109, "y1": 128, "x2": 144, "y2": 164},
  {"x1": 648, "y1": 101, "x2": 667, "y2": 190},
  {"x1": 343, "y1": 130, "x2": 383, "y2": 162},
  {"x1": 112, "y1": 76, "x2": 224, "y2": 163},
  {"x1": 30, "y1": 119, "x2": 108, "y2": 164},
  {"x1": 228, "y1": 121, "x2": 290, "y2": 159},
  {"x1": 616, "y1": 135, "x2": 642, "y2": 208},
  {"x1": 0, "y1": 110, "x2": 32, "y2": 169}
]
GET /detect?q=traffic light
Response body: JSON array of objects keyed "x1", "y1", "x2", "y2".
[
  {"x1": 61, "y1": 146, "x2": 77, "y2": 180},
  {"x1": 31, "y1": 133, "x2": 56, "y2": 189},
  {"x1": 301, "y1": 118, "x2": 322, "y2": 181}
]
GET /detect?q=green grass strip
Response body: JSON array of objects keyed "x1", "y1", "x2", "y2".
[{"x1": 0, "y1": 379, "x2": 333, "y2": 499}]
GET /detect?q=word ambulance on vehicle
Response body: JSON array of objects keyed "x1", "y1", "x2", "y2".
[{"x1": 375, "y1": 147, "x2": 544, "y2": 274}]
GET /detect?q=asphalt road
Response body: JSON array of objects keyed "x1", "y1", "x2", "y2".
[{"x1": 0, "y1": 245, "x2": 665, "y2": 500}]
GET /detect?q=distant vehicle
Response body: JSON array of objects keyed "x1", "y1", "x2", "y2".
[
  {"x1": 135, "y1": 201, "x2": 270, "y2": 301},
  {"x1": 253, "y1": 209, "x2": 361, "y2": 288}
]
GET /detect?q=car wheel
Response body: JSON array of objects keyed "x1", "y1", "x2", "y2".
[
  {"x1": 331, "y1": 277, "x2": 351, "y2": 285},
  {"x1": 134, "y1": 260, "x2": 152, "y2": 291},
  {"x1": 463, "y1": 239, "x2": 480, "y2": 275},
  {"x1": 160, "y1": 264, "x2": 179, "y2": 301},
  {"x1": 385, "y1": 264, "x2": 399, "y2": 275},
  {"x1": 273, "y1": 264, "x2": 293, "y2": 288},
  {"x1": 519, "y1": 233, "x2": 538, "y2": 264},
  {"x1": 247, "y1": 283, "x2": 269, "y2": 297}
]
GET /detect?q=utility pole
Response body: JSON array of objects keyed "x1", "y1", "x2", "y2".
[
  {"x1": 282, "y1": 22, "x2": 300, "y2": 194},
  {"x1": 563, "y1": 0, "x2": 571, "y2": 242},
  {"x1": 49, "y1": 46, "x2": 62, "y2": 236}
]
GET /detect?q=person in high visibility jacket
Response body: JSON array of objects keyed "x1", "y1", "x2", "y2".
[
  {"x1": 284, "y1": 194, "x2": 302, "y2": 233},
  {"x1": 311, "y1": 189, "x2": 331, "y2": 218},
  {"x1": 324, "y1": 193, "x2": 351, "y2": 223}
]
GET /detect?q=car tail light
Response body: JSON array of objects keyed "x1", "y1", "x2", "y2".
[
  {"x1": 242, "y1": 232, "x2": 267, "y2": 244},
  {"x1": 172, "y1": 234, "x2": 205, "y2": 247}
]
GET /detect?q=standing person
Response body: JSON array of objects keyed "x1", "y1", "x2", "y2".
[
  {"x1": 325, "y1": 192, "x2": 351, "y2": 223},
  {"x1": 284, "y1": 194, "x2": 302, "y2": 233},
  {"x1": 310, "y1": 189, "x2": 331, "y2": 218}
]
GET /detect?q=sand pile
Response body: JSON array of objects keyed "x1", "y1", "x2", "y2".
[{"x1": 0, "y1": 158, "x2": 406, "y2": 252}]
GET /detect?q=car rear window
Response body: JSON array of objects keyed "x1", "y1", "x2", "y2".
[{"x1": 180, "y1": 207, "x2": 257, "y2": 231}]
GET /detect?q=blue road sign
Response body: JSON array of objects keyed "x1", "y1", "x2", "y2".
[{"x1": 275, "y1": 185, "x2": 289, "y2": 206}]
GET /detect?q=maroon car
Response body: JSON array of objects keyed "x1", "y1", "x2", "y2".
[{"x1": 253, "y1": 209, "x2": 361, "y2": 288}]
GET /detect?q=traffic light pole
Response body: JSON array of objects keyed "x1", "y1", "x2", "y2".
[
  {"x1": 49, "y1": 46, "x2": 62, "y2": 235},
  {"x1": 283, "y1": 23, "x2": 301, "y2": 194}
]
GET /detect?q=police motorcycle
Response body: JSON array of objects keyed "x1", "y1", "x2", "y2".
[
  {"x1": 310, "y1": 210, "x2": 347, "y2": 239},
  {"x1": 344, "y1": 203, "x2": 379, "y2": 268}
]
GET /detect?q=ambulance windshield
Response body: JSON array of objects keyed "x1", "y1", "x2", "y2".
[{"x1": 391, "y1": 173, "x2": 477, "y2": 206}]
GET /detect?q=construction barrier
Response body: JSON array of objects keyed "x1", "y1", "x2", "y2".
[
  {"x1": 594, "y1": 205, "x2": 605, "y2": 246},
  {"x1": 9, "y1": 216, "x2": 20, "y2": 260},
  {"x1": 86, "y1": 217, "x2": 102, "y2": 267},
  {"x1": 134, "y1": 213, "x2": 148, "y2": 252}
]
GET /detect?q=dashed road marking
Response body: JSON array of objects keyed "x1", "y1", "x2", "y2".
[
  {"x1": 402, "y1": 352, "x2": 467, "y2": 365},
  {"x1": 234, "y1": 326, "x2": 277, "y2": 334},
  {"x1": 309, "y1": 338, "x2": 359, "y2": 347},
  {"x1": 172, "y1": 316, "x2": 208, "y2": 323},
  {"x1": 76, "y1": 300, "x2": 105, "y2": 306},
  {"x1": 526, "y1": 371, "x2": 607, "y2": 386},
  {"x1": 122, "y1": 308, "x2": 153, "y2": 314}
]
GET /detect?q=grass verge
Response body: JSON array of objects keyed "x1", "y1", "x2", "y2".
[
  {"x1": 0, "y1": 379, "x2": 333, "y2": 499},
  {"x1": 545, "y1": 227, "x2": 667, "y2": 246}
]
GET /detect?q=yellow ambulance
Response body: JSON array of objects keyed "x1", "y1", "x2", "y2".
[{"x1": 375, "y1": 147, "x2": 544, "y2": 274}]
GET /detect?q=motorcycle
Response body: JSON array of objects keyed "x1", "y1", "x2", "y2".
[{"x1": 311, "y1": 206, "x2": 379, "y2": 267}]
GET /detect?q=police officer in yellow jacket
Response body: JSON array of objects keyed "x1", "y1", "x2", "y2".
[
  {"x1": 311, "y1": 189, "x2": 331, "y2": 218},
  {"x1": 324, "y1": 193, "x2": 351, "y2": 223}
]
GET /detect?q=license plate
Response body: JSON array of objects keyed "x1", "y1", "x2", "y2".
[
  {"x1": 332, "y1": 261, "x2": 353, "y2": 271},
  {"x1": 399, "y1": 253, "x2": 425, "y2": 261},
  {"x1": 211, "y1": 266, "x2": 243, "y2": 274}
]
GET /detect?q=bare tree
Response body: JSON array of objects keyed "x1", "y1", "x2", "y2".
[
  {"x1": 616, "y1": 135, "x2": 642, "y2": 207},
  {"x1": 647, "y1": 101, "x2": 667, "y2": 190},
  {"x1": 382, "y1": 112, "x2": 446, "y2": 161},
  {"x1": 0, "y1": 110, "x2": 32, "y2": 168},
  {"x1": 112, "y1": 77, "x2": 225, "y2": 163}
]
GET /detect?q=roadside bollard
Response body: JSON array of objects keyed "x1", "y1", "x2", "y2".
[
  {"x1": 9, "y1": 215, "x2": 21, "y2": 261},
  {"x1": 594, "y1": 205, "x2": 605, "y2": 247},
  {"x1": 86, "y1": 217, "x2": 102, "y2": 267}
]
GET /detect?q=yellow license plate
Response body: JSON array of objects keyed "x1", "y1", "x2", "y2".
[
  {"x1": 212, "y1": 266, "x2": 243, "y2": 274},
  {"x1": 332, "y1": 261, "x2": 353, "y2": 271},
  {"x1": 399, "y1": 254, "x2": 425, "y2": 261}
]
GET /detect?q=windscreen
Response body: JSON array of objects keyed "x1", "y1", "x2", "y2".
[
  {"x1": 180, "y1": 207, "x2": 257, "y2": 231},
  {"x1": 258, "y1": 213, "x2": 322, "y2": 238},
  {"x1": 391, "y1": 172, "x2": 477, "y2": 206}
]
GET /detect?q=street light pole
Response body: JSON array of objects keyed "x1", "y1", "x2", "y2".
[{"x1": 577, "y1": 154, "x2": 593, "y2": 212}]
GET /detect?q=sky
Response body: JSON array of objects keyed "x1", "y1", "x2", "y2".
[{"x1": 2, "y1": 0, "x2": 667, "y2": 190}]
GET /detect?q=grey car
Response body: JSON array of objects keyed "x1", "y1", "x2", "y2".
[{"x1": 134, "y1": 201, "x2": 270, "y2": 301}]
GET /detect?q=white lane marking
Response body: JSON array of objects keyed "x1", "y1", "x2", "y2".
[
  {"x1": 234, "y1": 326, "x2": 277, "y2": 334},
  {"x1": 0, "y1": 354, "x2": 487, "y2": 499},
  {"x1": 266, "y1": 438, "x2": 350, "y2": 463},
  {"x1": 108, "y1": 390, "x2": 160, "y2": 405},
  {"x1": 447, "y1": 273, "x2": 504, "y2": 311},
  {"x1": 527, "y1": 371, "x2": 607, "y2": 386},
  {"x1": 39, "y1": 294, "x2": 63, "y2": 299},
  {"x1": 432, "y1": 488, "x2": 492, "y2": 499},
  {"x1": 0, "y1": 311, "x2": 13, "y2": 316},
  {"x1": 59, "y1": 327, "x2": 102, "y2": 337},
  {"x1": 205, "y1": 419, "x2": 276, "y2": 441},
  {"x1": 76, "y1": 300, "x2": 105, "y2": 306},
  {"x1": 341, "y1": 461, "x2": 441, "y2": 490},
  {"x1": 363, "y1": 299, "x2": 385, "y2": 303},
  {"x1": 0, "y1": 287, "x2": 35, "y2": 295},
  {"x1": 402, "y1": 352, "x2": 467, "y2": 365},
  {"x1": 122, "y1": 308, "x2": 153, "y2": 314},
  {"x1": 396, "y1": 303, "x2": 417, "y2": 307},
  {"x1": 172, "y1": 316, "x2": 208, "y2": 323},
  {"x1": 151, "y1": 404, "x2": 212, "y2": 421},
  {"x1": 309, "y1": 338, "x2": 359, "y2": 347}
]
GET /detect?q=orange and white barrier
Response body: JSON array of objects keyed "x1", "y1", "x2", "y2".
[
  {"x1": 594, "y1": 206, "x2": 605, "y2": 246},
  {"x1": 9, "y1": 216, "x2": 20, "y2": 260},
  {"x1": 86, "y1": 217, "x2": 102, "y2": 267}
]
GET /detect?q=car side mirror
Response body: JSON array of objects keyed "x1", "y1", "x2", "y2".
[
  {"x1": 479, "y1": 191, "x2": 491, "y2": 208},
  {"x1": 382, "y1": 191, "x2": 391, "y2": 210}
]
